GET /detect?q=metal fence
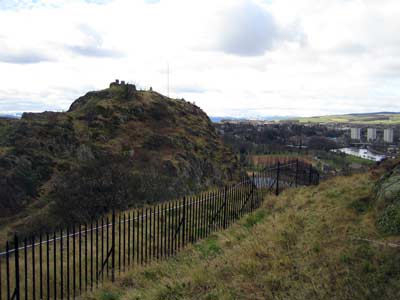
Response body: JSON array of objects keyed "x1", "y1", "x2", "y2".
[{"x1": 0, "y1": 159, "x2": 319, "y2": 300}]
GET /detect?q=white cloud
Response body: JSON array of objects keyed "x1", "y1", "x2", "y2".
[
  {"x1": 212, "y1": 0, "x2": 306, "y2": 56},
  {"x1": 0, "y1": 45, "x2": 53, "y2": 64},
  {"x1": 66, "y1": 24, "x2": 123, "y2": 57},
  {"x1": 215, "y1": 1, "x2": 279, "y2": 56},
  {"x1": 0, "y1": 0, "x2": 400, "y2": 117}
]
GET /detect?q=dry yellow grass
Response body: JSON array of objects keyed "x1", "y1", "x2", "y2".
[{"x1": 85, "y1": 173, "x2": 400, "y2": 300}]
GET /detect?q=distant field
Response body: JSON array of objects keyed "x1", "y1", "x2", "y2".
[{"x1": 293, "y1": 113, "x2": 400, "y2": 124}]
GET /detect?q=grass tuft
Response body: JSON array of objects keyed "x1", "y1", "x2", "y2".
[
  {"x1": 99, "y1": 290, "x2": 120, "y2": 300},
  {"x1": 243, "y1": 209, "x2": 267, "y2": 229},
  {"x1": 195, "y1": 236, "x2": 222, "y2": 258}
]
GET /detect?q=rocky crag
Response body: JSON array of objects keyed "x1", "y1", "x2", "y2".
[{"x1": 0, "y1": 81, "x2": 241, "y2": 236}]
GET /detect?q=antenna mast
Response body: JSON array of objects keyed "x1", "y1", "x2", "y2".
[{"x1": 167, "y1": 62, "x2": 170, "y2": 98}]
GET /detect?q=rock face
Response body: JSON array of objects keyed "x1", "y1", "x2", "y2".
[
  {"x1": 375, "y1": 166, "x2": 400, "y2": 206},
  {"x1": 0, "y1": 83, "x2": 241, "y2": 232},
  {"x1": 375, "y1": 163, "x2": 400, "y2": 234}
]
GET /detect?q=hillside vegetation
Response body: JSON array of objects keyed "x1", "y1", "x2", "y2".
[
  {"x1": 87, "y1": 165, "x2": 400, "y2": 300},
  {"x1": 0, "y1": 82, "x2": 241, "y2": 239}
]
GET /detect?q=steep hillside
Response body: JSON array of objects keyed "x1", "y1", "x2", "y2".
[
  {"x1": 0, "y1": 82, "x2": 241, "y2": 237},
  {"x1": 87, "y1": 169, "x2": 400, "y2": 300}
]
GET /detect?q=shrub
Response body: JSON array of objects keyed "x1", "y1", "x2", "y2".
[
  {"x1": 49, "y1": 157, "x2": 140, "y2": 224},
  {"x1": 377, "y1": 203, "x2": 400, "y2": 235},
  {"x1": 348, "y1": 196, "x2": 371, "y2": 213}
]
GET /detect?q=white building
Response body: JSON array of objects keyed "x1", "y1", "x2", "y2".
[
  {"x1": 351, "y1": 128, "x2": 361, "y2": 140},
  {"x1": 384, "y1": 128, "x2": 394, "y2": 143},
  {"x1": 367, "y1": 128, "x2": 377, "y2": 141}
]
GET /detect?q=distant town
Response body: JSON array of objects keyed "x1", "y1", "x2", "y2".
[{"x1": 214, "y1": 116, "x2": 399, "y2": 165}]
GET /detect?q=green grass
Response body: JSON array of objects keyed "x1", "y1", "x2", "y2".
[
  {"x1": 314, "y1": 151, "x2": 375, "y2": 174},
  {"x1": 323, "y1": 155, "x2": 374, "y2": 168},
  {"x1": 249, "y1": 153, "x2": 373, "y2": 175},
  {"x1": 294, "y1": 113, "x2": 400, "y2": 125},
  {"x1": 85, "y1": 172, "x2": 400, "y2": 300},
  {"x1": 344, "y1": 154, "x2": 376, "y2": 165}
]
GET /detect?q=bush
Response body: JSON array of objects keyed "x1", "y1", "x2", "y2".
[
  {"x1": 348, "y1": 196, "x2": 371, "y2": 213},
  {"x1": 308, "y1": 136, "x2": 337, "y2": 151},
  {"x1": 49, "y1": 156, "x2": 185, "y2": 224},
  {"x1": 375, "y1": 173, "x2": 400, "y2": 208},
  {"x1": 0, "y1": 155, "x2": 50, "y2": 215},
  {"x1": 49, "y1": 157, "x2": 140, "y2": 224},
  {"x1": 377, "y1": 203, "x2": 400, "y2": 235}
]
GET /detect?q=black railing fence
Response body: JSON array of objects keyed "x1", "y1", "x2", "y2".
[{"x1": 0, "y1": 159, "x2": 319, "y2": 300}]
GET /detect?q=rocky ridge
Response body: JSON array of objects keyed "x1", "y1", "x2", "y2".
[{"x1": 0, "y1": 81, "x2": 241, "y2": 236}]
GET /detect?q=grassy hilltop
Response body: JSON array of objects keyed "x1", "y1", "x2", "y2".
[
  {"x1": 294, "y1": 112, "x2": 400, "y2": 125},
  {"x1": 0, "y1": 83, "x2": 241, "y2": 240},
  {"x1": 87, "y1": 163, "x2": 400, "y2": 300}
]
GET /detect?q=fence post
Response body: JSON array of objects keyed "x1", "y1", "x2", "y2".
[
  {"x1": 6, "y1": 242, "x2": 10, "y2": 300},
  {"x1": 223, "y1": 186, "x2": 228, "y2": 229},
  {"x1": 111, "y1": 210, "x2": 116, "y2": 282},
  {"x1": 251, "y1": 173, "x2": 255, "y2": 211},
  {"x1": 182, "y1": 197, "x2": 186, "y2": 246},
  {"x1": 295, "y1": 159, "x2": 299, "y2": 188},
  {"x1": 275, "y1": 162, "x2": 280, "y2": 196},
  {"x1": 23, "y1": 239, "x2": 27, "y2": 300},
  {"x1": 14, "y1": 235, "x2": 20, "y2": 300},
  {"x1": 309, "y1": 164, "x2": 313, "y2": 186}
]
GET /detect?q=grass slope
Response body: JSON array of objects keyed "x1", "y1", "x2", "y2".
[{"x1": 87, "y1": 172, "x2": 400, "y2": 300}]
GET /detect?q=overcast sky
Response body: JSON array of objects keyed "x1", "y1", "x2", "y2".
[{"x1": 0, "y1": 0, "x2": 400, "y2": 117}]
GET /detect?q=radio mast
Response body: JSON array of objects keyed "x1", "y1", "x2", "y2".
[{"x1": 167, "y1": 62, "x2": 170, "y2": 98}]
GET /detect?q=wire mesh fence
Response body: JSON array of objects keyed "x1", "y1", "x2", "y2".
[{"x1": 0, "y1": 159, "x2": 319, "y2": 300}]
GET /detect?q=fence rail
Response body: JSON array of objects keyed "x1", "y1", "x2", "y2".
[{"x1": 0, "y1": 159, "x2": 319, "y2": 300}]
